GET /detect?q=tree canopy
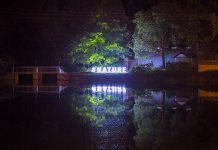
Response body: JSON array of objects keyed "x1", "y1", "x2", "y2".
[
  {"x1": 131, "y1": 0, "x2": 218, "y2": 60},
  {"x1": 68, "y1": 9, "x2": 129, "y2": 69},
  {"x1": 69, "y1": 32, "x2": 124, "y2": 67}
]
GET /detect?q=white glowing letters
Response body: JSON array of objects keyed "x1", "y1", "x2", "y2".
[
  {"x1": 91, "y1": 67, "x2": 127, "y2": 73},
  {"x1": 91, "y1": 85, "x2": 127, "y2": 93}
]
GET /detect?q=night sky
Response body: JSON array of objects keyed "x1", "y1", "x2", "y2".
[{"x1": 0, "y1": 0, "x2": 157, "y2": 65}]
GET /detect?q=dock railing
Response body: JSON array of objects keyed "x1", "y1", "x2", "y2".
[{"x1": 14, "y1": 66, "x2": 64, "y2": 73}]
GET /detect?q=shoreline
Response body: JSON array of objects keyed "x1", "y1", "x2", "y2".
[{"x1": 1, "y1": 71, "x2": 218, "y2": 89}]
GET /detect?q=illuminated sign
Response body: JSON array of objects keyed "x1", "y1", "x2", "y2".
[
  {"x1": 91, "y1": 67, "x2": 127, "y2": 73},
  {"x1": 91, "y1": 85, "x2": 127, "y2": 93}
]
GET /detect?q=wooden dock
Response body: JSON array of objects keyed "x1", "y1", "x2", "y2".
[{"x1": 12, "y1": 66, "x2": 68, "y2": 86}]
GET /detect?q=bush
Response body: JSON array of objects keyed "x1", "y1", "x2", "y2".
[
  {"x1": 130, "y1": 62, "x2": 196, "y2": 75},
  {"x1": 130, "y1": 62, "x2": 154, "y2": 73}
]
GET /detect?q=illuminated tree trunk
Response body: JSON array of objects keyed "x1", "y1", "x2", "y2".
[
  {"x1": 162, "y1": 48, "x2": 166, "y2": 69},
  {"x1": 161, "y1": 36, "x2": 166, "y2": 69}
]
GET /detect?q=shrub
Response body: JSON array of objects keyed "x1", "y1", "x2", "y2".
[{"x1": 130, "y1": 62, "x2": 154, "y2": 73}]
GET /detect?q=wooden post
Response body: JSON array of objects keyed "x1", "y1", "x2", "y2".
[
  {"x1": 162, "y1": 90, "x2": 166, "y2": 120},
  {"x1": 12, "y1": 61, "x2": 15, "y2": 80}
]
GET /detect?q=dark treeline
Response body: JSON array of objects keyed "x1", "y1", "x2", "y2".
[
  {"x1": 0, "y1": 0, "x2": 217, "y2": 72},
  {"x1": 131, "y1": 0, "x2": 218, "y2": 60},
  {"x1": 0, "y1": 0, "x2": 98, "y2": 66},
  {"x1": 0, "y1": 0, "x2": 128, "y2": 71}
]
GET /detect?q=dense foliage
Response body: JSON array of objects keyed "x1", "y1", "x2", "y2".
[
  {"x1": 68, "y1": 9, "x2": 129, "y2": 69},
  {"x1": 130, "y1": 62, "x2": 154, "y2": 73},
  {"x1": 69, "y1": 32, "x2": 124, "y2": 67},
  {"x1": 131, "y1": 0, "x2": 218, "y2": 61}
]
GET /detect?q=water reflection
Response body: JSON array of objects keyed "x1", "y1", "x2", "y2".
[
  {"x1": 0, "y1": 83, "x2": 218, "y2": 150},
  {"x1": 13, "y1": 85, "x2": 67, "y2": 94},
  {"x1": 132, "y1": 89, "x2": 218, "y2": 150},
  {"x1": 0, "y1": 86, "x2": 91, "y2": 150},
  {"x1": 91, "y1": 84, "x2": 128, "y2": 101},
  {"x1": 91, "y1": 85, "x2": 127, "y2": 93},
  {"x1": 70, "y1": 84, "x2": 132, "y2": 149}
]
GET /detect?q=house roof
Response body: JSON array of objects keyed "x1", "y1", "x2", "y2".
[{"x1": 173, "y1": 52, "x2": 191, "y2": 58}]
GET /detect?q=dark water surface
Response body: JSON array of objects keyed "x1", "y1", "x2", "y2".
[{"x1": 0, "y1": 84, "x2": 218, "y2": 150}]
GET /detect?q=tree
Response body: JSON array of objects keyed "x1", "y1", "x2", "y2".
[
  {"x1": 131, "y1": 0, "x2": 218, "y2": 67},
  {"x1": 131, "y1": 2, "x2": 180, "y2": 68},
  {"x1": 69, "y1": 32, "x2": 124, "y2": 67},
  {"x1": 68, "y1": 9, "x2": 129, "y2": 69}
]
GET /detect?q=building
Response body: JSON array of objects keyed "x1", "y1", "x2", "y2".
[{"x1": 123, "y1": 51, "x2": 193, "y2": 70}]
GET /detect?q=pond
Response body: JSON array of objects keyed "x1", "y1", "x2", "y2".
[{"x1": 0, "y1": 84, "x2": 218, "y2": 150}]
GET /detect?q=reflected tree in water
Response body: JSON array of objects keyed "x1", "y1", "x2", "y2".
[
  {"x1": 68, "y1": 87, "x2": 133, "y2": 149},
  {"x1": 70, "y1": 89, "x2": 126, "y2": 127},
  {"x1": 132, "y1": 90, "x2": 218, "y2": 150},
  {"x1": 133, "y1": 90, "x2": 165, "y2": 149}
]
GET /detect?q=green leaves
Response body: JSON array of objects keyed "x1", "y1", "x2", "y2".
[
  {"x1": 132, "y1": 10, "x2": 159, "y2": 57},
  {"x1": 87, "y1": 53, "x2": 104, "y2": 64},
  {"x1": 70, "y1": 31, "x2": 125, "y2": 67},
  {"x1": 77, "y1": 32, "x2": 105, "y2": 51},
  {"x1": 68, "y1": 9, "x2": 128, "y2": 70},
  {"x1": 73, "y1": 92, "x2": 125, "y2": 127},
  {"x1": 105, "y1": 42, "x2": 123, "y2": 51},
  {"x1": 88, "y1": 96, "x2": 104, "y2": 106}
]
